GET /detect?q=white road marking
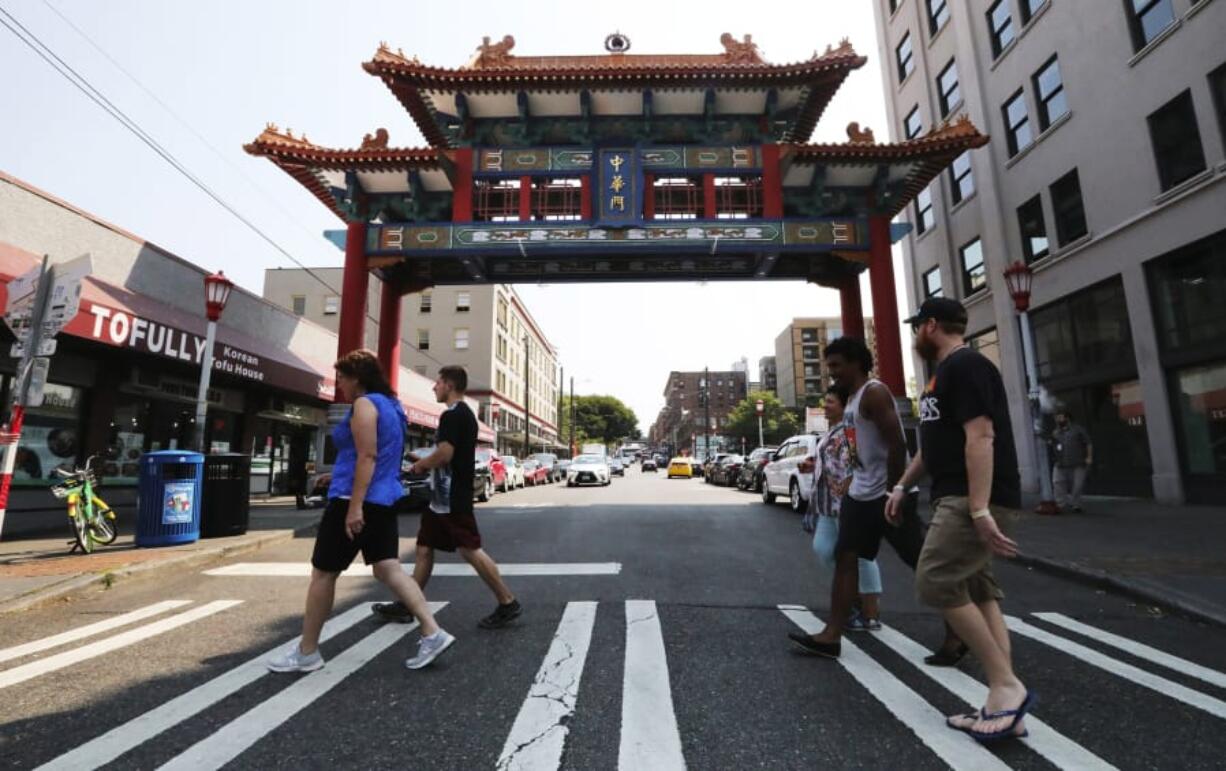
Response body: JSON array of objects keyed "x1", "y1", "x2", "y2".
[
  {"x1": 204, "y1": 562, "x2": 622, "y2": 577},
  {"x1": 875, "y1": 623, "x2": 1117, "y2": 770},
  {"x1": 0, "y1": 600, "x2": 192, "y2": 664},
  {"x1": 497, "y1": 602, "x2": 598, "y2": 771},
  {"x1": 1033, "y1": 612, "x2": 1226, "y2": 690},
  {"x1": 0, "y1": 601, "x2": 241, "y2": 691},
  {"x1": 619, "y1": 600, "x2": 685, "y2": 771},
  {"x1": 36, "y1": 602, "x2": 376, "y2": 771},
  {"x1": 1007, "y1": 615, "x2": 1226, "y2": 720},
  {"x1": 157, "y1": 602, "x2": 447, "y2": 771},
  {"x1": 779, "y1": 606, "x2": 1009, "y2": 771}
]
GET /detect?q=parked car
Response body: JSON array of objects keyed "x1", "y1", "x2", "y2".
[
  {"x1": 710, "y1": 454, "x2": 745, "y2": 486},
  {"x1": 567, "y1": 453, "x2": 611, "y2": 486},
  {"x1": 557, "y1": 459, "x2": 572, "y2": 480},
  {"x1": 609, "y1": 456, "x2": 626, "y2": 476},
  {"x1": 761, "y1": 434, "x2": 821, "y2": 512},
  {"x1": 702, "y1": 453, "x2": 731, "y2": 483},
  {"x1": 522, "y1": 458, "x2": 550, "y2": 486},
  {"x1": 667, "y1": 457, "x2": 693, "y2": 479},
  {"x1": 641, "y1": 456, "x2": 658, "y2": 472},
  {"x1": 500, "y1": 455, "x2": 526, "y2": 490},
  {"x1": 531, "y1": 453, "x2": 561, "y2": 483},
  {"x1": 475, "y1": 448, "x2": 507, "y2": 496},
  {"x1": 736, "y1": 446, "x2": 778, "y2": 492}
]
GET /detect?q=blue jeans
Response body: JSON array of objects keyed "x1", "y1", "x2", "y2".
[{"x1": 812, "y1": 515, "x2": 883, "y2": 595}]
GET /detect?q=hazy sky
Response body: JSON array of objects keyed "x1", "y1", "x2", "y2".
[{"x1": 1, "y1": 0, "x2": 913, "y2": 430}]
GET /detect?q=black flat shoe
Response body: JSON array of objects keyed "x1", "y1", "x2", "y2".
[
  {"x1": 372, "y1": 601, "x2": 413, "y2": 623},
  {"x1": 788, "y1": 632, "x2": 841, "y2": 659},
  {"x1": 924, "y1": 643, "x2": 969, "y2": 667}
]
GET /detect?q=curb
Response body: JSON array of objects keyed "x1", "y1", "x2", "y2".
[
  {"x1": 0, "y1": 523, "x2": 318, "y2": 616},
  {"x1": 1014, "y1": 551, "x2": 1226, "y2": 630}
]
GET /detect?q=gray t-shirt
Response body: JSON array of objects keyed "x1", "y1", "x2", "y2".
[{"x1": 1053, "y1": 424, "x2": 1091, "y2": 468}]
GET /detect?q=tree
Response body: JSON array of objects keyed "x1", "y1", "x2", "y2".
[
  {"x1": 724, "y1": 390, "x2": 803, "y2": 447},
  {"x1": 560, "y1": 395, "x2": 639, "y2": 447}
]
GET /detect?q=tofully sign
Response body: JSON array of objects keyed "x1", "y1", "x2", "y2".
[{"x1": 87, "y1": 306, "x2": 267, "y2": 382}]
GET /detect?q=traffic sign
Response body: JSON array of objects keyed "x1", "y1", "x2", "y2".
[
  {"x1": 10, "y1": 339, "x2": 56, "y2": 358},
  {"x1": 3, "y1": 254, "x2": 91, "y2": 351}
]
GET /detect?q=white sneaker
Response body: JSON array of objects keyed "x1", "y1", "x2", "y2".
[
  {"x1": 405, "y1": 630, "x2": 455, "y2": 670},
  {"x1": 267, "y1": 645, "x2": 324, "y2": 673}
]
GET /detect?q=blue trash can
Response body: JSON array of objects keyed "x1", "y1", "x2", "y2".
[{"x1": 136, "y1": 450, "x2": 204, "y2": 547}]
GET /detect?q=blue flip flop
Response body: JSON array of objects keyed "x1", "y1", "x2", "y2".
[
  {"x1": 947, "y1": 710, "x2": 1029, "y2": 739},
  {"x1": 971, "y1": 691, "x2": 1037, "y2": 743}
]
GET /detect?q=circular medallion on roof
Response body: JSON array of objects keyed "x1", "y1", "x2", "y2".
[{"x1": 604, "y1": 32, "x2": 631, "y2": 53}]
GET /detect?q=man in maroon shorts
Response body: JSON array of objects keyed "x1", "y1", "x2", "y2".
[{"x1": 373, "y1": 365, "x2": 521, "y2": 629}]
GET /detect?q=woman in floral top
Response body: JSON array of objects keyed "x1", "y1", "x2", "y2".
[{"x1": 807, "y1": 383, "x2": 883, "y2": 630}]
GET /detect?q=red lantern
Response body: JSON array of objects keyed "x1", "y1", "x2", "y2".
[
  {"x1": 203, "y1": 271, "x2": 234, "y2": 322},
  {"x1": 1003, "y1": 261, "x2": 1033, "y2": 313}
]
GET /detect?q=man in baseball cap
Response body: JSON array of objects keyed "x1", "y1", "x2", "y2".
[{"x1": 904, "y1": 297, "x2": 969, "y2": 329}]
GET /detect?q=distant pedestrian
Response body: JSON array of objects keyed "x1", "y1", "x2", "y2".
[
  {"x1": 1051, "y1": 411, "x2": 1092, "y2": 513},
  {"x1": 890, "y1": 298, "x2": 1034, "y2": 743},
  {"x1": 268, "y1": 349, "x2": 452, "y2": 674},
  {"x1": 805, "y1": 383, "x2": 884, "y2": 631},
  {"x1": 372, "y1": 365, "x2": 522, "y2": 630}
]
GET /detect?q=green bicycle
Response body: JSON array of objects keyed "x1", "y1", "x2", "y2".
[{"x1": 50, "y1": 455, "x2": 118, "y2": 554}]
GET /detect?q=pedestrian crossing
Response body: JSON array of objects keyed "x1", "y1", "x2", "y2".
[{"x1": 3, "y1": 598, "x2": 1225, "y2": 769}]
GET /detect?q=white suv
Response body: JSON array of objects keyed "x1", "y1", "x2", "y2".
[{"x1": 761, "y1": 433, "x2": 821, "y2": 513}]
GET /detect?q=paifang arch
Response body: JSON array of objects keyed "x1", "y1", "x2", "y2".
[{"x1": 245, "y1": 33, "x2": 987, "y2": 398}]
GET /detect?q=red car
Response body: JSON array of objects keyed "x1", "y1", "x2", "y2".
[
  {"x1": 475, "y1": 448, "x2": 507, "y2": 493},
  {"x1": 521, "y1": 458, "x2": 550, "y2": 486}
]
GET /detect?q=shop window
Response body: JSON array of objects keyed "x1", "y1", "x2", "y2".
[
  {"x1": 923, "y1": 267, "x2": 943, "y2": 298},
  {"x1": 1051, "y1": 379, "x2": 1152, "y2": 497},
  {"x1": 968, "y1": 328, "x2": 1001, "y2": 371},
  {"x1": 915, "y1": 186, "x2": 935, "y2": 234},
  {"x1": 456, "y1": 292, "x2": 471, "y2": 313},
  {"x1": 1125, "y1": 0, "x2": 1175, "y2": 52},
  {"x1": 896, "y1": 33, "x2": 914, "y2": 82},
  {"x1": 960, "y1": 237, "x2": 986, "y2": 296},
  {"x1": 13, "y1": 383, "x2": 83, "y2": 486},
  {"x1": 1148, "y1": 233, "x2": 1226, "y2": 351},
  {"x1": 1017, "y1": 194, "x2": 1050, "y2": 262},
  {"x1": 473, "y1": 178, "x2": 521, "y2": 222},
  {"x1": 1020, "y1": 0, "x2": 1047, "y2": 24},
  {"x1": 904, "y1": 105, "x2": 923, "y2": 139},
  {"x1": 987, "y1": 0, "x2": 1015, "y2": 58},
  {"x1": 454, "y1": 328, "x2": 469, "y2": 350},
  {"x1": 949, "y1": 152, "x2": 974, "y2": 204},
  {"x1": 1147, "y1": 90, "x2": 1207, "y2": 192},
  {"x1": 531, "y1": 177, "x2": 582, "y2": 221},
  {"x1": 420, "y1": 291, "x2": 432, "y2": 313},
  {"x1": 1003, "y1": 90, "x2": 1032, "y2": 157},
  {"x1": 937, "y1": 60, "x2": 960, "y2": 117},
  {"x1": 417, "y1": 329, "x2": 429, "y2": 351},
  {"x1": 926, "y1": 0, "x2": 949, "y2": 36},
  {"x1": 715, "y1": 176, "x2": 763, "y2": 219},
  {"x1": 1049, "y1": 168, "x2": 1087, "y2": 245},
  {"x1": 1170, "y1": 362, "x2": 1226, "y2": 477},
  {"x1": 1033, "y1": 56, "x2": 1068, "y2": 131},
  {"x1": 323, "y1": 296, "x2": 339, "y2": 315},
  {"x1": 291, "y1": 295, "x2": 306, "y2": 316},
  {"x1": 652, "y1": 176, "x2": 702, "y2": 220}
]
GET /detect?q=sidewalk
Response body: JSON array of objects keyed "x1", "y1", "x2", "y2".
[
  {"x1": 0, "y1": 497, "x2": 320, "y2": 614},
  {"x1": 1011, "y1": 495, "x2": 1226, "y2": 627}
]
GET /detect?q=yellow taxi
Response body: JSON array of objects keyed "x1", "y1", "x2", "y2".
[{"x1": 667, "y1": 457, "x2": 693, "y2": 479}]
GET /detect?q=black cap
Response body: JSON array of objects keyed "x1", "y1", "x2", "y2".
[{"x1": 904, "y1": 297, "x2": 968, "y2": 326}]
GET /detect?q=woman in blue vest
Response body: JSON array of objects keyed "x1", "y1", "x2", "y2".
[{"x1": 269, "y1": 349, "x2": 454, "y2": 672}]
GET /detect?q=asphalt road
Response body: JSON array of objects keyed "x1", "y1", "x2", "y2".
[{"x1": 2, "y1": 467, "x2": 1225, "y2": 770}]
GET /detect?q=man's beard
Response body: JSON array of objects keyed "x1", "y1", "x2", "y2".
[{"x1": 915, "y1": 333, "x2": 939, "y2": 361}]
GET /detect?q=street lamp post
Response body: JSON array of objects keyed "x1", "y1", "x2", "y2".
[
  {"x1": 1004, "y1": 261, "x2": 1059, "y2": 515},
  {"x1": 491, "y1": 403, "x2": 501, "y2": 454},
  {"x1": 756, "y1": 399, "x2": 765, "y2": 448},
  {"x1": 522, "y1": 334, "x2": 531, "y2": 458},
  {"x1": 193, "y1": 271, "x2": 233, "y2": 453}
]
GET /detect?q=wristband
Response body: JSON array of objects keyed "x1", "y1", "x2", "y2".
[
  {"x1": 970, "y1": 508, "x2": 992, "y2": 520},
  {"x1": 892, "y1": 484, "x2": 906, "y2": 493}
]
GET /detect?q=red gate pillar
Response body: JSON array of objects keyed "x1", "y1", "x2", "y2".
[
  {"x1": 377, "y1": 280, "x2": 402, "y2": 392},
  {"x1": 839, "y1": 277, "x2": 865, "y2": 341},
  {"x1": 867, "y1": 216, "x2": 905, "y2": 396},
  {"x1": 337, "y1": 221, "x2": 369, "y2": 367}
]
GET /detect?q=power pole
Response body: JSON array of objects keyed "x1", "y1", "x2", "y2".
[
  {"x1": 523, "y1": 334, "x2": 531, "y2": 458},
  {"x1": 558, "y1": 364, "x2": 564, "y2": 454},
  {"x1": 569, "y1": 375, "x2": 575, "y2": 456},
  {"x1": 703, "y1": 366, "x2": 710, "y2": 461}
]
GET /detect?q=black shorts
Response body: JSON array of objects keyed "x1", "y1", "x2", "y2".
[
  {"x1": 311, "y1": 498, "x2": 402, "y2": 573},
  {"x1": 416, "y1": 506, "x2": 483, "y2": 552},
  {"x1": 835, "y1": 492, "x2": 925, "y2": 566}
]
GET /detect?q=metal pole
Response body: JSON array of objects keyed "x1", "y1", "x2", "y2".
[
  {"x1": 1018, "y1": 310, "x2": 1057, "y2": 512},
  {"x1": 557, "y1": 365, "x2": 563, "y2": 454},
  {"x1": 758, "y1": 414, "x2": 764, "y2": 448},
  {"x1": 569, "y1": 376, "x2": 575, "y2": 456},
  {"x1": 703, "y1": 366, "x2": 710, "y2": 461},
  {"x1": 523, "y1": 334, "x2": 530, "y2": 458},
  {"x1": 193, "y1": 319, "x2": 218, "y2": 453}
]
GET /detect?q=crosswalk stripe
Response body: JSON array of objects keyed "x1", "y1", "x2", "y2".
[
  {"x1": 203, "y1": 562, "x2": 622, "y2": 577},
  {"x1": 35, "y1": 602, "x2": 376, "y2": 771},
  {"x1": 157, "y1": 602, "x2": 447, "y2": 771},
  {"x1": 778, "y1": 606, "x2": 1010, "y2": 771},
  {"x1": 1032, "y1": 612, "x2": 1226, "y2": 690},
  {"x1": 874, "y1": 624, "x2": 1117, "y2": 770},
  {"x1": 620, "y1": 600, "x2": 685, "y2": 771},
  {"x1": 497, "y1": 602, "x2": 598, "y2": 771},
  {"x1": 0, "y1": 601, "x2": 241, "y2": 691},
  {"x1": 0, "y1": 600, "x2": 192, "y2": 665},
  {"x1": 1006, "y1": 615, "x2": 1226, "y2": 720}
]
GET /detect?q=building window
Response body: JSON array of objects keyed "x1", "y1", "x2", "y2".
[
  {"x1": 923, "y1": 267, "x2": 943, "y2": 298},
  {"x1": 651, "y1": 176, "x2": 702, "y2": 220},
  {"x1": 1003, "y1": 89, "x2": 1032, "y2": 157},
  {"x1": 1050, "y1": 169, "x2": 1088, "y2": 245},
  {"x1": 1033, "y1": 56, "x2": 1068, "y2": 131},
  {"x1": 801, "y1": 329, "x2": 817, "y2": 342},
  {"x1": 1017, "y1": 195, "x2": 1050, "y2": 262},
  {"x1": 926, "y1": 0, "x2": 949, "y2": 35},
  {"x1": 417, "y1": 329, "x2": 430, "y2": 351},
  {"x1": 1020, "y1": 0, "x2": 1047, "y2": 24},
  {"x1": 413, "y1": 365, "x2": 427, "y2": 375},
  {"x1": 914, "y1": 186, "x2": 935, "y2": 234},
  {"x1": 1125, "y1": 0, "x2": 1176, "y2": 52},
  {"x1": 896, "y1": 32, "x2": 914, "y2": 81},
  {"x1": 454, "y1": 328, "x2": 469, "y2": 350},
  {"x1": 949, "y1": 152, "x2": 974, "y2": 204},
  {"x1": 473, "y1": 178, "x2": 521, "y2": 222},
  {"x1": 290, "y1": 295, "x2": 306, "y2": 315},
  {"x1": 456, "y1": 292, "x2": 471, "y2": 312},
  {"x1": 531, "y1": 177, "x2": 582, "y2": 221},
  {"x1": 987, "y1": 0, "x2": 1015, "y2": 57},
  {"x1": 968, "y1": 328, "x2": 1001, "y2": 370},
  {"x1": 1149, "y1": 232, "x2": 1226, "y2": 352},
  {"x1": 888, "y1": 0, "x2": 900, "y2": 13},
  {"x1": 714, "y1": 176, "x2": 763, "y2": 219},
  {"x1": 323, "y1": 296, "x2": 339, "y2": 315},
  {"x1": 420, "y1": 291, "x2": 432, "y2": 313},
  {"x1": 1147, "y1": 90, "x2": 1207, "y2": 192},
  {"x1": 1031, "y1": 278, "x2": 1135, "y2": 381},
  {"x1": 937, "y1": 60, "x2": 960, "y2": 117},
  {"x1": 960, "y1": 237, "x2": 986, "y2": 296},
  {"x1": 904, "y1": 105, "x2": 923, "y2": 139},
  {"x1": 802, "y1": 345, "x2": 819, "y2": 360},
  {"x1": 1211, "y1": 63, "x2": 1226, "y2": 150},
  {"x1": 497, "y1": 297, "x2": 508, "y2": 328}
]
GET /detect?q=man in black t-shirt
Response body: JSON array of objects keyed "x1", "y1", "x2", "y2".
[
  {"x1": 373, "y1": 365, "x2": 521, "y2": 630},
  {"x1": 885, "y1": 298, "x2": 1033, "y2": 744}
]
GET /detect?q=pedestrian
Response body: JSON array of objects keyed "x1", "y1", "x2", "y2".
[
  {"x1": 372, "y1": 365, "x2": 522, "y2": 629},
  {"x1": 787, "y1": 336, "x2": 963, "y2": 661},
  {"x1": 268, "y1": 349, "x2": 453, "y2": 674},
  {"x1": 806, "y1": 383, "x2": 884, "y2": 631},
  {"x1": 888, "y1": 298, "x2": 1034, "y2": 743},
  {"x1": 1051, "y1": 410, "x2": 1092, "y2": 513}
]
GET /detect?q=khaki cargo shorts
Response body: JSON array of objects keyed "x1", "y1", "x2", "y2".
[{"x1": 915, "y1": 496, "x2": 1018, "y2": 609}]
